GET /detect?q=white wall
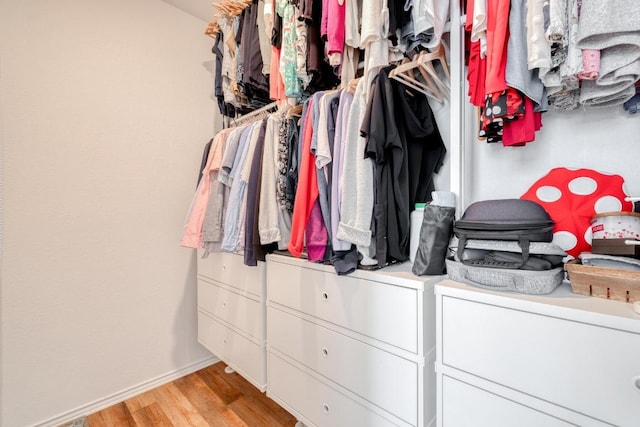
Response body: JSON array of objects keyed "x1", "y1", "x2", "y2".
[
  {"x1": 0, "y1": 1, "x2": 217, "y2": 426},
  {"x1": 465, "y1": 106, "x2": 640, "y2": 204}
]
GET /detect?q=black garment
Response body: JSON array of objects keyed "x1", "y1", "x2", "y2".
[
  {"x1": 394, "y1": 76, "x2": 447, "y2": 209},
  {"x1": 387, "y1": 0, "x2": 412, "y2": 46},
  {"x1": 271, "y1": 12, "x2": 283, "y2": 48},
  {"x1": 362, "y1": 65, "x2": 446, "y2": 267},
  {"x1": 306, "y1": 0, "x2": 322, "y2": 75},
  {"x1": 284, "y1": 117, "x2": 300, "y2": 213},
  {"x1": 387, "y1": 0, "x2": 400, "y2": 45},
  {"x1": 331, "y1": 246, "x2": 359, "y2": 275},
  {"x1": 362, "y1": 67, "x2": 401, "y2": 266},
  {"x1": 212, "y1": 34, "x2": 227, "y2": 116},
  {"x1": 241, "y1": 1, "x2": 270, "y2": 103},
  {"x1": 244, "y1": 119, "x2": 268, "y2": 266},
  {"x1": 235, "y1": 11, "x2": 244, "y2": 45},
  {"x1": 305, "y1": 0, "x2": 341, "y2": 91},
  {"x1": 197, "y1": 138, "x2": 213, "y2": 187},
  {"x1": 251, "y1": 118, "x2": 278, "y2": 261}
]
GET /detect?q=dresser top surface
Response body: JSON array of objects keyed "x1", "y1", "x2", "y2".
[
  {"x1": 436, "y1": 279, "x2": 640, "y2": 332},
  {"x1": 266, "y1": 253, "x2": 445, "y2": 290}
]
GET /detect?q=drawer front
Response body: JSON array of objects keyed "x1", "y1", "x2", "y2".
[
  {"x1": 441, "y1": 296, "x2": 640, "y2": 426},
  {"x1": 197, "y1": 251, "x2": 264, "y2": 298},
  {"x1": 267, "y1": 260, "x2": 418, "y2": 352},
  {"x1": 198, "y1": 311, "x2": 265, "y2": 389},
  {"x1": 268, "y1": 352, "x2": 399, "y2": 427},
  {"x1": 441, "y1": 376, "x2": 573, "y2": 427},
  {"x1": 198, "y1": 280, "x2": 263, "y2": 340},
  {"x1": 268, "y1": 307, "x2": 418, "y2": 425}
]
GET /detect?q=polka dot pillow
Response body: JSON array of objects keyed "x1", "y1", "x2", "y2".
[{"x1": 520, "y1": 167, "x2": 633, "y2": 259}]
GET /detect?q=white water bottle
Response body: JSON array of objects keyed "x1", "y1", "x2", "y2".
[{"x1": 410, "y1": 203, "x2": 426, "y2": 263}]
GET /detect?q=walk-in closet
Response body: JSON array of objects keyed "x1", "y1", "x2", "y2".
[{"x1": 1, "y1": 1, "x2": 638, "y2": 426}]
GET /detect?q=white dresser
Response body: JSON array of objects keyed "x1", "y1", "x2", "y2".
[
  {"x1": 265, "y1": 254, "x2": 443, "y2": 427},
  {"x1": 197, "y1": 251, "x2": 267, "y2": 390},
  {"x1": 435, "y1": 279, "x2": 640, "y2": 427}
]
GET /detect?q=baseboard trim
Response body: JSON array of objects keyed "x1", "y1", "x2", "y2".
[{"x1": 31, "y1": 356, "x2": 219, "y2": 427}]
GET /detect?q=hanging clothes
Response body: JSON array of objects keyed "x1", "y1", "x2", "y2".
[
  {"x1": 181, "y1": 128, "x2": 235, "y2": 249},
  {"x1": 305, "y1": 91, "x2": 330, "y2": 261},
  {"x1": 280, "y1": 3, "x2": 302, "y2": 99},
  {"x1": 331, "y1": 89, "x2": 355, "y2": 252},
  {"x1": 221, "y1": 123, "x2": 256, "y2": 252},
  {"x1": 465, "y1": 0, "x2": 487, "y2": 107},
  {"x1": 326, "y1": 0, "x2": 346, "y2": 66},
  {"x1": 336, "y1": 78, "x2": 376, "y2": 262},
  {"x1": 363, "y1": 65, "x2": 447, "y2": 266},
  {"x1": 287, "y1": 97, "x2": 319, "y2": 257},
  {"x1": 314, "y1": 90, "x2": 342, "y2": 247},
  {"x1": 241, "y1": 0, "x2": 270, "y2": 104},
  {"x1": 258, "y1": 112, "x2": 290, "y2": 248},
  {"x1": 244, "y1": 118, "x2": 270, "y2": 266}
]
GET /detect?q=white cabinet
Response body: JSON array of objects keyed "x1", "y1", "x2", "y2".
[
  {"x1": 435, "y1": 279, "x2": 640, "y2": 427},
  {"x1": 197, "y1": 251, "x2": 266, "y2": 390},
  {"x1": 265, "y1": 254, "x2": 443, "y2": 427}
]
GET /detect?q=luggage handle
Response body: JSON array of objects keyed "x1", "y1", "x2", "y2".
[{"x1": 457, "y1": 236, "x2": 531, "y2": 269}]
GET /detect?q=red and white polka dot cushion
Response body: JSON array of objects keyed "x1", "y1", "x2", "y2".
[{"x1": 521, "y1": 167, "x2": 633, "y2": 259}]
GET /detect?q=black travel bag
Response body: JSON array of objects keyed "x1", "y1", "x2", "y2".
[{"x1": 453, "y1": 199, "x2": 555, "y2": 269}]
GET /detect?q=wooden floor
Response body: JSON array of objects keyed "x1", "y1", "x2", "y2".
[{"x1": 85, "y1": 362, "x2": 297, "y2": 427}]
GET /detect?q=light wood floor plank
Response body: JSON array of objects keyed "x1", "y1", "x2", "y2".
[
  {"x1": 85, "y1": 402, "x2": 135, "y2": 427},
  {"x1": 173, "y1": 374, "x2": 246, "y2": 427},
  {"x1": 229, "y1": 393, "x2": 292, "y2": 427},
  {"x1": 143, "y1": 382, "x2": 210, "y2": 427},
  {"x1": 85, "y1": 362, "x2": 296, "y2": 427},
  {"x1": 130, "y1": 402, "x2": 173, "y2": 427},
  {"x1": 194, "y1": 363, "x2": 243, "y2": 405}
]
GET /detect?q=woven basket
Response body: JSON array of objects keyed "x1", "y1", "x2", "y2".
[{"x1": 565, "y1": 262, "x2": 640, "y2": 303}]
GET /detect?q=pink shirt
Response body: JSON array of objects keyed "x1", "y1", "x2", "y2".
[
  {"x1": 326, "y1": 0, "x2": 346, "y2": 62},
  {"x1": 180, "y1": 129, "x2": 233, "y2": 248}
]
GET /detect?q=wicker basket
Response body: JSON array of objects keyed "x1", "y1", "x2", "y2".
[{"x1": 565, "y1": 262, "x2": 640, "y2": 303}]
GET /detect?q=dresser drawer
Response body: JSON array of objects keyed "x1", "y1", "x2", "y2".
[
  {"x1": 198, "y1": 280, "x2": 264, "y2": 340},
  {"x1": 197, "y1": 251, "x2": 264, "y2": 298},
  {"x1": 268, "y1": 352, "x2": 399, "y2": 427},
  {"x1": 198, "y1": 311, "x2": 265, "y2": 390},
  {"x1": 268, "y1": 307, "x2": 418, "y2": 425},
  {"x1": 441, "y1": 376, "x2": 573, "y2": 427},
  {"x1": 441, "y1": 296, "x2": 640, "y2": 426},
  {"x1": 266, "y1": 260, "x2": 418, "y2": 352}
]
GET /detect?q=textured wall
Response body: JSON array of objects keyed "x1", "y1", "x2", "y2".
[{"x1": 0, "y1": 1, "x2": 216, "y2": 425}]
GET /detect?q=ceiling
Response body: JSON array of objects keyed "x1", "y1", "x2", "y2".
[{"x1": 160, "y1": 0, "x2": 215, "y2": 22}]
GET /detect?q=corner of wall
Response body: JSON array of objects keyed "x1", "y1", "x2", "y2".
[{"x1": 0, "y1": 39, "x2": 5, "y2": 427}]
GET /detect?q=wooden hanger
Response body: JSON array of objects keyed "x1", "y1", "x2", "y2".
[
  {"x1": 417, "y1": 43, "x2": 450, "y2": 100},
  {"x1": 213, "y1": 0, "x2": 252, "y2": 18},
  {"x1": 347, "y1": 77, "x2": 360, "y2": 93},
  {"x1": 204, "y1": 19, "x2": 221, "y2": 38},
  {"x1": 286, "y1": 104, "x2": 303, "y2": 118},
  {"x1": 390, "y1": 58, "x2": 443, "y2": 100},
  {"x1": 389, "y1": 44, "x2": 450, "y2": 101}
]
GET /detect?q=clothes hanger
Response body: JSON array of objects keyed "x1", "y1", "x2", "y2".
[
  {"x1": 347, "y1": 77, "x2": 360, "y2": 93},
  {"x1": 389, "y1": 56, "x2": 444, "y2": 100},
  {"x1": 416, "y1": 43, "x2": 450, "y2": 100},
  {"x1": 286, "y1": 104, "x2": 303, "y2": 118},
  {"x1": 214, "y1": 0, "x2": 250, "y2": 18},
  {"x1": 204, "y1": 19, "x2": 221, "y2": 38}
]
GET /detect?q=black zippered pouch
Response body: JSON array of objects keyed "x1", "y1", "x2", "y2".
[{"x1": 453, "y1": 199, "x2": 555, "y2": 269}]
